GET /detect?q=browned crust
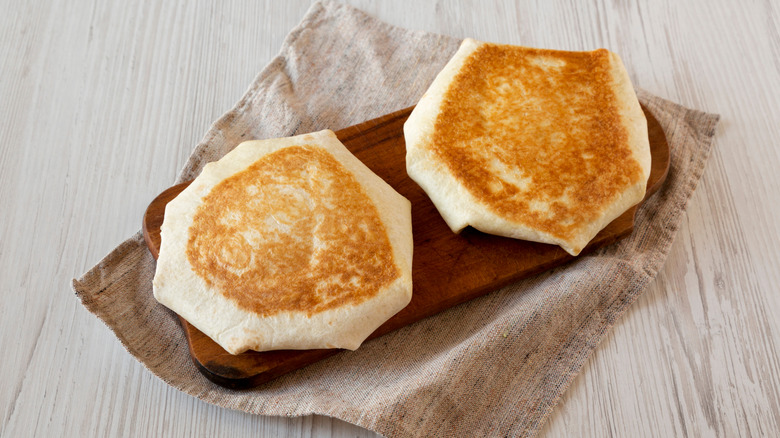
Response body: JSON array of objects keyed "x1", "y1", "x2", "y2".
[
  {"x1": 430, "y1": 43, "x2": 644, "y2": 242},
  {"x1": 186, "y1": 145, "x2": 399, "y2": 317}
]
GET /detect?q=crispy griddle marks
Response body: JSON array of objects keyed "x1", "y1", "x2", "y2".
[
  {"x1": 432, "y1": 44, "x2": 643, "y2": 240},
  {"x1": 186, "y1": 146, "x2": 399, "y2": 317}
]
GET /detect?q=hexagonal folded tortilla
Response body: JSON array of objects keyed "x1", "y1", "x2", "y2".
[
  {"x1": 153, "y1": 130, "x2": 412, "y2": 354},
  {"x1": 404, "y1": 38, "x2": 651, "y2": 256}
]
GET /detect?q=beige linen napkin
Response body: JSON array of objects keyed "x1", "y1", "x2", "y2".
[{"x1": 73, "y1": 1, "x2": 720, "y2": 436}]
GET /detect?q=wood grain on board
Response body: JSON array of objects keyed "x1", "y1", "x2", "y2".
[{"x1": 142, "y1": 105, "x2": 670, "y2": 388}]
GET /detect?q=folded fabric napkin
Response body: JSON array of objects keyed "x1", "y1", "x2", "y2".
[{"x1": 73, "y1": 1, "x2": 719, "y2": 436}]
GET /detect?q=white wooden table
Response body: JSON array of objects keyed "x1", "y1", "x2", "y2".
[{"x1": 2, "y1": 1, "x2": 779, "y2": 436}]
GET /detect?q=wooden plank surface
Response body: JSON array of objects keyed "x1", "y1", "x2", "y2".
[{"x1": 1, "y1": 0, "x2": 779, "y2": 437}]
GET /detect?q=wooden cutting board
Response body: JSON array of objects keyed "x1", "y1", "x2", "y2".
[{"x1": 143, "y1": 105, "x2": 669, "y2": 389}]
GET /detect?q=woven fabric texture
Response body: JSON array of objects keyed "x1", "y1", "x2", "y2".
[{"x1": 74, "y1": 2, "x2": 720, "y2": 436}]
